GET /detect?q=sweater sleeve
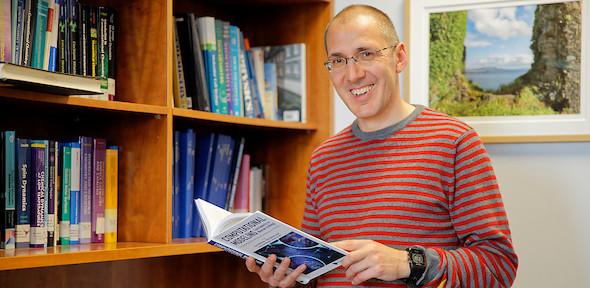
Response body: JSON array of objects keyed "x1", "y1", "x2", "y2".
[
  {"x1": 421, "y1": 129, "x2": 518, "y2": 287},
  {"x1": 301, "y1": 166, "x2": 321, "y2": 238}
]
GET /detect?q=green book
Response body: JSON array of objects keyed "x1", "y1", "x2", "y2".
[{"x1": 60, "y1": 145, "x2": 71, "y2": 245}]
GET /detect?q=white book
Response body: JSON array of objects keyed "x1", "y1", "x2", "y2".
[{"x1": 195, "y1": 198, "x2": 347, "y2": 285}]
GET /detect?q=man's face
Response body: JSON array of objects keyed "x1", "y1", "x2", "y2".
[{"x1": 325, "y1": 16, "x2": 401, "y2": 123}]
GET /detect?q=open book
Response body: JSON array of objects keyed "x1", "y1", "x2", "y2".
[{"x1": 195, "y1": 198, "x2": 347, "y2": 284}]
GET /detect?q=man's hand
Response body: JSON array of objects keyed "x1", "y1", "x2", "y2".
[
  {"x1": 245, "y1": 254, "x2": 307, "y2": 288},
  {"x1": 332, "y1": 240, "x2": 411, "y2": 285}
]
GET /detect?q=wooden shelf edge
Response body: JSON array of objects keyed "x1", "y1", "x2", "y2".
[
  {"x1": 0, "y1": 88, "x2": 168, "y2": 115},
  {"x1": 0, "y1": 240, "x2": 221, "y2": 271},
  {"x1": 173, "y1": 108, "x2": 317, "y2": 130}
]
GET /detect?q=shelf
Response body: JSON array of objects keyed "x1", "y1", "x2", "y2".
[
  {"x1": 0, "y1": 87, "x2": 168, "y2": 115},
  {"x1": 0, "y1": 240, "x2": 221, "y2": 270},
  {"x1": 173, "y1": 108, "x2": 318, "y2": 130}
]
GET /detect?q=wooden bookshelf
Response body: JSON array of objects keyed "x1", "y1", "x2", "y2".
[{"x1": 0, "y1": 0, "x2": 333, "y2": 286}]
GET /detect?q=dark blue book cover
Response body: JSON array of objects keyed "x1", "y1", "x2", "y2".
[
  {"x1": 206, "y1": 134, "x2": 235, "y2": 211},
  {"x1": 172, "y1": 130, "x2": 180, "y2": 239},
  {"x1": 178, "y1": 129, "x2": 195, "y2": 238},
  {"x1": 192, "y1": 132, "x2": 216, "y2": 237},
  {"x1": 15, "y1": 138, "x2": 31, "y2": 248},
  {"x1": 2, "y1": 131, "x2": 16, "y2": 249}
]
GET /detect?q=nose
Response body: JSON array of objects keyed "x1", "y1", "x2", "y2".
[{"x1": 345, "y1": 59, "x2": 365, "y2": 83}]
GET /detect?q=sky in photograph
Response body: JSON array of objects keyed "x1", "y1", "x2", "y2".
[{"x1": 464, "y1": 5, "x2": 537, "y2": 71}]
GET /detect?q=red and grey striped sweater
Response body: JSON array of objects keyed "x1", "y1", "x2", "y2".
[{"x1": 302, "y1": 106, "x2": 518, "y2": 287}]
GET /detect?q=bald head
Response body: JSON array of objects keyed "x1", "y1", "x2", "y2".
[{"x1": 325, "y1": 5, "x2": 400, "y2": 52}]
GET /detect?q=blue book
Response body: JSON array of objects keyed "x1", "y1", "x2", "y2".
[
  {"x1": 78, "y1": 136, "x2": 92, "y2": 243},
  {"x1": 198, "y1": 17, "x2": 218, "y2": 114},
  {"x1": 30, "y1": 141, "x2": 46, "y2": 248},
  {"x1": 206, "y1": 134, "x2": 235, "y2": 211},
  {"x1": 31, "y1": 0, "x2": 49, "y2": 69},
  {"x1": 69, "y1": 142, "x2": 81, "y2": 245},
  {"x1": 179, "y1": 129, "x2": 195, "y2": 238},
  {"x1": 229, "y1": 25, "x2": 242, "y2": 117},
  {"x1": 15, "y1": 138, "x2": 31, "y2": 248},
  {"x1": 172, "y1": 130, "x2": 180, "y2": 239},
  {"x1": 3, "y1": 132, "x2": 16, "y2": 249},
  {"x1": 214, "y1": 19, "x2": 228, "y2": 115},
  {"x1": 192, "y1": 132, "x2": 216, "y2": 237},
  {"x1": 246, "y1": 50, "x2": 265, "y2": 118}
]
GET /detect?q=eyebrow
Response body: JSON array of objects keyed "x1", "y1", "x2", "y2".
[{"x1": 328, "y1": 47, "x2": 373, "y2": 58}]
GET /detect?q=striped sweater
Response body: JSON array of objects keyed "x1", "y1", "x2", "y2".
[{"x1": 302, "y1": 106, "x2": 518, "y2": 287}]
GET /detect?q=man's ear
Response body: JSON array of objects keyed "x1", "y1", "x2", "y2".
[{"x1": 395, "y1": 42, "x2": 408, "y2": 73}]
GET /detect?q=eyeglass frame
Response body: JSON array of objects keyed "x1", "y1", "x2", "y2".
[{"x1": 323, "y1": 42, "x2": 400, "y2": 72}]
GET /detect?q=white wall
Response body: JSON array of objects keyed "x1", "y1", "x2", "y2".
[{"x1": 332, "y1": 1, "x2": 590, "y2": 287}]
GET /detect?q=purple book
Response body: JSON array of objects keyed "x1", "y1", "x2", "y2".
[
  {"x1": 30, "y1": 141, "x2": 46, "y2": 248},
  {"x1": 91, "y1": 138, "x2": 106, "y2": 243},
  {"x1": 79, "y1": 136, "x2": 93, "y2": 244}
]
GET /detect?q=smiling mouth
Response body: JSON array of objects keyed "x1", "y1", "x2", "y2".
[{"x1": 350, "y1": 84, "x2": 374, "y2": 96}]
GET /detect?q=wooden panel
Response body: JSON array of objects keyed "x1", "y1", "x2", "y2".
[
  {"x1": 0, "y1": 88, "x2": 168, "y2": 115},
  {"x1": 173, "y1": 108, "x2": 317, "y2": 130},
  {"x1": 0, "y1": 241, "x2": 219, "y2": 270},
  {"x1": 115, "y1": 0, "x2": 168, "y2": 105},
  {"x1": 0, "y1": 252, "x2": 263, "y2": 288}
]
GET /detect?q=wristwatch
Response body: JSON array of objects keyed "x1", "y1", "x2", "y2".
[{"x1": 405, "y1": 246, "x2": 427, "y2": 288}]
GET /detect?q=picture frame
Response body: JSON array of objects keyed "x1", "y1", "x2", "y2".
[{"x1": 404, "y1": 0, "x2": 590, "y2": 142}]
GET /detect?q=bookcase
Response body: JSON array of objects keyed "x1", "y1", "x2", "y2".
[{"x1": 0, "y1": 0, "x2": 333, "y2": 286}]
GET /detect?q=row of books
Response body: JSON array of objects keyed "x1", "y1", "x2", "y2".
[
  {"x1": 0, "y1": 0, "x2": 116, "y2": 99},
  {"x1": 173, "y1": 14, "x2": 306, "y2": 122},
  {"x1": 172, "y1": 129, "x2": 266, "y2": 239},
  {"x1": 0, "y1": 131, "x2": 119, "y2": 250}
]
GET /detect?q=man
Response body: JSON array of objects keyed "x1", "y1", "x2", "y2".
[{"x1": 246, "y1": 4, "x2": 518, "y2": 287}]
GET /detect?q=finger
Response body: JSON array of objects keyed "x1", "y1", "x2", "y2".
[
  {"x1": 273, "y1": 257, "x2": 291, "y2": 282},
  {"x1": 351, "y1": 265, "x2": 381, "y2": 286},
  {"x1": 260, "y1": 254, "x2": 278, "y2": 282},
  {"x1": 345, "y1": 257, "x2": 372, "y2": 280},
  {"x1": 245, "y1": 257, "x2": 260, "y2": 273},
  {"x1": 341, "y1": 247, "x2": 372, "y2": 268},
  {"x1": 279, "y1": 264, "x2": 307, "y2": 288}
]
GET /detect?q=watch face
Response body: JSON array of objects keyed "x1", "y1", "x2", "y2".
[{"x1": 411, "y1": 253, "x2": 425, "y2": 266}]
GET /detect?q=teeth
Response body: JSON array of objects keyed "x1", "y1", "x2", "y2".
[{"x1": 351, "y1": 85, "x2": 373, "y2": 96}]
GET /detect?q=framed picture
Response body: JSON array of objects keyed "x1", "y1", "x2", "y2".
[{"x1": 404, "y1": 0, "x2": 590, "y2": 142}]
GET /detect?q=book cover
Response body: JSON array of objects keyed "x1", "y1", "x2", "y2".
[
  {"x1": 226, "y1": 137, "x2": 244, "y2": 211},
  {"x1": 68, "y1": 0, "x2": 78, "y2": 74},
  {"x1": 87, "y1": 5, "x2": 97, "y2": 78},
  {"x1": 222, "y1": 21, "x2": 232, "y2": 115},
  {"x1": 206, "y1": 134, "x2": 235, "y2": 210},
  {"x1": 3, "y1": 131, "x2": 16, "y2": 249},
  {"x1": 44, "y1": 0, "x2": 58, "y2": 71},
  {"x1": 104, "y1": 146, "x2": 117, "y2": 243},
  {"x1": 251, "y1": 48, "x2": 267, "y2": 118},
  {"x1": 263, "y1": 62, "x2": 278, "y2": 120},
  {"x1": 107, "y1": 8, "x2": 115, "y2": 98},
  {"x1": 245, "y1": 49, "x2": 265, "y2": 119},
  {"x1": 30, "y1": 141, "x2": 46, "y2": 248},
  {"x1": 229, "y1": 25, "x2": 241, "y2": 117},
  {"x1": 57, "y1": 0, "x2": 69, "y2": 73},
  {"x1": 1, "y1": 0, "x2": 12, "y2": 62},
  {"x1": 78, "y1": 136, "x2": 92, "y2": 243},
  {"x1": 78, "y1": 2, "x2": 87, "y2": 76},
  {"x1": 192, "y1": 132, "x2": 215, "y2": 237},
  {"x1": 59, "y1": 144, "x2": 71, "y2": 245},
  {"x1": 91, "y1": 138, "x2": 105, "y2": 243},
  {"x1": 69, "y1": 142, "x2": 80, "y2": 244},
  {"x1": 214, "y1": 19, "x2": 228, "y2": 115},
  {"x1": 263, "y1": 43, "x2": 307, "y2": 122},
  {"x1": 179, "y1": 129, "x2": 195, "y2": 238},
  {"x1": 233, "y1": 154, "x2": 250, "y2": 213},
  {"x1": 188, "y1": 13, "x2": 210, "y2": 111},
  {"x1": 15, "y1": 138, "x2": 31, "y2": 248},
  {"x1": 21, "y1": 0, "x2": 36, "y2": 67},
  {"x1": 98, "y1": 7, "x2": 108, "y2": 82},
  {"x1": 13, "y1": 0, "x2": 25, "y2": 66},
  {"x1": 195, "y1": 198, "x2": 347, "y2": 285},
  {"x1": 197, "y1": 17, "x2": 218, "y2": 114},
  {"x1": 31, "y1": 0, "x2": 49, "y2": 69},
  {"x1": 175, "y1": 15, "x2": 198, "y2": 110},
  {"x1": 172, "y1": 131, "x2": 180, "y2": 239},
  {"x1": 46, "y1": 140, "x2": 56, "y2": 247}
]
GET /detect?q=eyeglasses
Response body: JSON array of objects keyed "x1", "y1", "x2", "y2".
[{"x1": 324, "y1": 43, "x2": 398, "y2": 72}]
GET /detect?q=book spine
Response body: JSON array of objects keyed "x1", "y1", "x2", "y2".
[
  {"x1": 98, "y1": 6, "x2": 108, "y2": 90},
  {"x1": 31, "y1": 0, "x2": 48, "y2": 69},
  {"x1": 91, "y1": 138, "x2": 105, "y2": 243},
  {"x1": 179, "y1": 130, "x2": 195, "y2": 238},
  {"x1": 46, "y1": 140, "x2": 56, "y2": 247},
  {"x1": 172, "y1": 131, "x2": 180, "y2": 239},
  {"x1": 78, "y1": 136, "x2": 92, "y2": 243},
  {"x1": 214, "y1": 20, "x2": 227, "y2": 115},
  {"x1": 206, "y1": 134, "x2": 234, "y2": 209},
  {"x1": 107, "y1": 8, "x2": 115, "y2": 98},
  {"x1": 190, "y1": 15, "x2": 209, "y2": 111},
  {"x1": 68, "y1": 0, "x2": 78, "y2": 74},
  {"x1": 209, "y1": 240, "x2": 263, "y2": 266},
  {"x1": 43, "y1": 0, "x2": 54, "y2": 70},
  {"x1": 69, "y1": 142, "x2": 80, "y2": 244},
  {"x1": 3, "y1": 132, "x2": 16, "y2": 249},
  {"x1": 104, "y1": 146, "x2": 117, "y2": 243},
  {"x1": 59, "y1": 145, "x2": 71, "y2": 245},
  {"x1": 14, "y1": 0, "x2": 25, "y2": 65},
  {"x1": 222, "y1": 22, "x2": 232, "y2": 115},
  {"x1": 15, "y1": 139, "x2": 31, "y2": 248},
  {"x1": 193, "y1": 133, "x2": 215, "y2": 237},
  {"x1": 239, "y1": 34, "x2": 254, "y2": 118},
  {"x1": 21, "y1": 0, "x2": 35, "y2": 66},
  {"x1": 78, "y1": 3, "x2": 87, "y2": 76},
  {"x1": 203, "y1": 17, "x2": 218, "y2": 114},
  {"x1": 57, "y1": 0, "x2": 68, "y2": 73},
  {"x1": 30, "y1": 141, "x2": 46, "y2": 248},
  {"x1": 1, "y1": 0, "x2": 13, "y2": 62},
  {"x1": 226, "y1": 137, "x2": 245, "y2": 211},
  {"x1": 229, "y1": 26, "x2": 241, "y2": 117},
  {"x1": 47, "y1": 0, "x2": 60, "y2": 71},
  {"x1": 88, "y1": 5, "x2": 97, "y2": 78}
]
